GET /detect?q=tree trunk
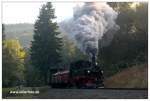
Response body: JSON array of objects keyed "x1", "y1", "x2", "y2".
[{"x1": 48, "y1": 69, "x2": 51, "y2": 85}]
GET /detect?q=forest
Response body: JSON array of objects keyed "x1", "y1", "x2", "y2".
[{"x1": 2, "y1": 2, "x2": 148, "y2": 89}]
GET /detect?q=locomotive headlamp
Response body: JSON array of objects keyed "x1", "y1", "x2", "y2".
[
  {"x1": 96, "y1": 62, "x2": 98, "y2": 65},
  {"x1": 87, "y1": 70, "x2": 90, "y2": 73}
]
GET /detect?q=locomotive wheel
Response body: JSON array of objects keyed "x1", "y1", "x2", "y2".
[
  {"x1": 51, "y1": 83, "x2": 58, "y2": 88},
  {"x1": 75, "y1": 82, "x2": 82, "y2": 89}
]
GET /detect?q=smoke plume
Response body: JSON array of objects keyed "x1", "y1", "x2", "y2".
[{"x1": 59, "y1": 2, "x2": 119, "y2": 59}]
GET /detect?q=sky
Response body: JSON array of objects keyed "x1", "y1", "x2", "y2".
[
  {"x1": 2, "y1": 2, "x2": 81, "y2": 24},
  {"x1": 2, "y1": 2, "x2": 139, "y2": 24}
]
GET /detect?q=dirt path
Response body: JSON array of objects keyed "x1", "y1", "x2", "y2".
[{"x1": 34, "y1": 88, "x2": 148, "y2": 99}]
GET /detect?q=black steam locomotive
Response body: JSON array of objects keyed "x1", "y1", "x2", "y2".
[{"x1": 51, "y1": 59, "x2": 104, "y2": 88}]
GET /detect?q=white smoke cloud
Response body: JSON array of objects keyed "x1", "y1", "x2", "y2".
[{"x1": 59, "y1": 2, "x2": 119, "y2": 59}]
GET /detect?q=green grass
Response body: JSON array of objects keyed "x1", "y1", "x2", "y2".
[
  {"x1": 104, "y1": 63, "x2": 148, "y2": 88},
  {"x1": 2, "y1": 86, "x2": 50, "y2": 99},
  {"x1": 3, "y1": 87, "x2": 16, "y2": 98}
]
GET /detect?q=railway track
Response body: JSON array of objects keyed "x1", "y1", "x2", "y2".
[{"x1": 34, "y1": 88, "x2": 148, "y2": 99}]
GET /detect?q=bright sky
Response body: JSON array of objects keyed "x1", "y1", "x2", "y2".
[{"x1": 2, "y1": 2, "x2": 80, "y2": 24}]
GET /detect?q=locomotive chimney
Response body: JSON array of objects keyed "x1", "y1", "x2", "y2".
[
  {"x1": 91, "y1": 53, "x2": 97, "y2": 67},
  {"x1": 88, "y1": 48, "x2": 97, "y2": 67}
]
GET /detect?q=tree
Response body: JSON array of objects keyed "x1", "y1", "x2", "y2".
[
  {"x1": 2, "y1": 24, "x2": 6, "y2": 40},
  {"x1": 4, "y1": 39, "x2": 25, "y2": 60},
  {"x1": 30, "y1": 2, "x2": 62, "y2": 85},
  {"x1": 2, "y1": 24, "x2": 25, "y2": 87},
  {"x1": 99, "y1": 2, "x2": 148, "y2": 77},
  {"x1": 24, "y1": 51, "x2": 44, "y2": 87},
  {"x1": 61, "y1": 34, "x2": 88, "y2": 67}
]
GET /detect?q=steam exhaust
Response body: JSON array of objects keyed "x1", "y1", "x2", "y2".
[{"x1": 59, "y1": 2, "x2": 119, "y2": 64}]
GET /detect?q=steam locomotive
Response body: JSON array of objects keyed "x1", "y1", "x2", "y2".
[{"x1": 51, "y1": 59, "x2": 104, "y2": 88}]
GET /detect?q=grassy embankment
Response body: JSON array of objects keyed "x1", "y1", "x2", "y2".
[
  {"x1": 2, "y1": 86, "x2": 50, "y2": 99},
  {"x1": 104, "y1": 63, "x2": 148, "y2": 88}
]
